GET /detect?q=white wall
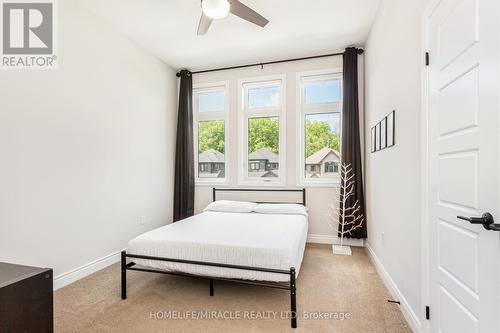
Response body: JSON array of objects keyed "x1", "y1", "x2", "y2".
[
  {"x1": 193, "y1": 55, "x2": 364, "y2": 243},
  {"x1": 0, "y1": 0, "x2": 177, "y2": 286},
  {"x1": 364, "y1": 0, "x2": 429, "y2": 330}
]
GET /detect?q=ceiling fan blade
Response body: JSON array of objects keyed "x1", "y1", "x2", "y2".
[
  {"x1": 229, "y1": 0, "x2": 269, "y2": 27},
  {"x1": 197, "y1": 13, "x2": 213, "y2": 35}
]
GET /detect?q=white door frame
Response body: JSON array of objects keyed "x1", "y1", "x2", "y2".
[{"x1": 420, "y1": 1, "x2": 441, "y2": 332}]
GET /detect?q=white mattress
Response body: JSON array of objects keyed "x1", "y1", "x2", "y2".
[{"x1": 127, "y1": 211, "x2": 308, "y2": 282}]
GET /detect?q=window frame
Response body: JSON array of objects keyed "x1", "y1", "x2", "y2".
[
  {"x1": 296, "y1": 68, "x2": 343, "y2": 187},
  {"x1": 193, "y1": 81, "x2": 230, "y2": 185},
  {"x1": 238, "y1": 75, "x2": 286, "y2": 186}
]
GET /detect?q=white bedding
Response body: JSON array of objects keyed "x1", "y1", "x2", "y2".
[{"x1": 127, "y1": 211, "x2": 308, "y2": 282}]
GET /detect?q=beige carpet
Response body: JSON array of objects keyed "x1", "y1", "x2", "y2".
[{"x1": 54, "y1": 244, "x2": 410, "y2": 333}]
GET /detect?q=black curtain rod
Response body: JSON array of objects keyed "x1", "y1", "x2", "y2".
[{"x1": 176, "y1": 48, "x2": 363, "y2": 77}]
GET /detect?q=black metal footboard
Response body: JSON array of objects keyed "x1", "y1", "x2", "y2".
[{"x1": 120, "y1": 251, "x2": 298, "y2": 328}]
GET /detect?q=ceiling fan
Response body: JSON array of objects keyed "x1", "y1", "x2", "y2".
[{"x1": 197, "y1": 0, "x2": 269, "y2": 35}]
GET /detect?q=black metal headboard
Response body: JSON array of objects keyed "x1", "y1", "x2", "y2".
[{"x1": 212, "y1": 188, "x2": 306, "y2": 206}]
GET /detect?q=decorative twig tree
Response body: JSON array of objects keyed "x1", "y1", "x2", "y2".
[{"x1": 328, "y1": 162, "x2": 364, "y2": 255}]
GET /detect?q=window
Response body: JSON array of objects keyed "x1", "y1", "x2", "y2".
[
  {"x1": 249, "y1": 162, "x2": 260, "y2": 170},
  {"x1": 304, "y1": 80, "x2": 341, "y2": 104},
  {"x1": 193, "y1": 83, "x2": 228, "y2": 183},
  {"x1": 325, "y1": 162, "x2": 338, "y2": 173},
  {"x1": 197, "y1": 90, "x2": 225, "y2": 112},
  {"x1": 248, "y1": 85, "x2": 280, "y2": 108},
  {"x1": 239, "y1": 76, "x2": 285, "y2": 184},
  {"x1": 298, "y1": 71, "x2": 342, "y2": 184},
  {"x1": 247, "y1": 116, "x2": 279, "y2": 178}
]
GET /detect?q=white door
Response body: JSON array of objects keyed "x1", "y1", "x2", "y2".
[{"x1": 426, "y1": 0, "x2": 500, "y2": 332}]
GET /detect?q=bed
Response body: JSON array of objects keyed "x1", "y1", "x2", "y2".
[{"x1": 121, "y1": 188, "x2": 307, "y2": 328}]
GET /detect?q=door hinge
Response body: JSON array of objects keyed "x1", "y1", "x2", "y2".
[
  {"x1": 425, "y1": 52, "x2": 430, "y2": 66},
  {"x1": 426, "y1": 306, "x2": 430, "y2": 320}
]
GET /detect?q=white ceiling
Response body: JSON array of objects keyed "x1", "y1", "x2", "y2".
[{"x1": 79, "y1": 0, "x2": 380, "y2": 71}]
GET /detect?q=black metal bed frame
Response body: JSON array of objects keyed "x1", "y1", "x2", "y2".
[{"x1": 121, "y1": 188, "x2": 306, "y2": 328}]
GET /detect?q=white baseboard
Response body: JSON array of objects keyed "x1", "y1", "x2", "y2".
[
  {"x1": 53, "y1": 250, "x2": 122, "y2": 290},
  {"x1": 307, "y1": 233, "x2": 364, "y2": 247},
  {"x1": 365, "y1": 242, "x2": 422, "y2": 333}
]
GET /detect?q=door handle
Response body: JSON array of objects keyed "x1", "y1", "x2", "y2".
[{"x1": 457, "y1": 213, "x2": 500, "y2": 231}]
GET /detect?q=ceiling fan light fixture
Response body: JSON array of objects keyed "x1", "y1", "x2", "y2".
[{"x1": 201, "y1": 0, "x2": 230, "y2": 19}]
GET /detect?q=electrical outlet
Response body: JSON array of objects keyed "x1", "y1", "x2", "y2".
[{"x1": 139, "y1": 216, "x2": 146, "y2": 225}]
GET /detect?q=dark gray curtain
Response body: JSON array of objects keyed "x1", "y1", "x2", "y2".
[
  {"x1": 173, "y1": 70, "x2": 195, "y2": 222},
  {"x1": 340, "y1": 47, "x2": 367, "y2": 239}
]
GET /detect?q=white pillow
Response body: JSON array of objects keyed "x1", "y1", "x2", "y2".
[
  {"x1": 253, "y1": 203, "x2": 308, "y2": 216},
  {"x1": 204, "y1": 200, "x2": 258, "y2": 213}
]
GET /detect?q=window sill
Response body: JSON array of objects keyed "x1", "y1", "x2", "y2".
[
  {"x1": 297, "y1": 180, "x2": 341, "y2": 188},
  {"x1": 237, "y1": 180, "x2": 287, "y2": 188},
  {"x1": 195, "y1": 180, "x2": 229, "y2": 187}
]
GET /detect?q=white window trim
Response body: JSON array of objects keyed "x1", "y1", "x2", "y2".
[
  {"x1": 238, "y1": 74, "x2": 286, "y2": 187},
  {"x1": 296, "y1": 68, "x2": 343, "y2": 187},
  {"x1": 193, "y1": 81, "x2": 230, "y2": 185}
]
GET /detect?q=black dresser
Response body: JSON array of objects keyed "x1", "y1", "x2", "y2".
[{"x1": 0, "y1": 262, "x2": 53, "y2": 333}]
